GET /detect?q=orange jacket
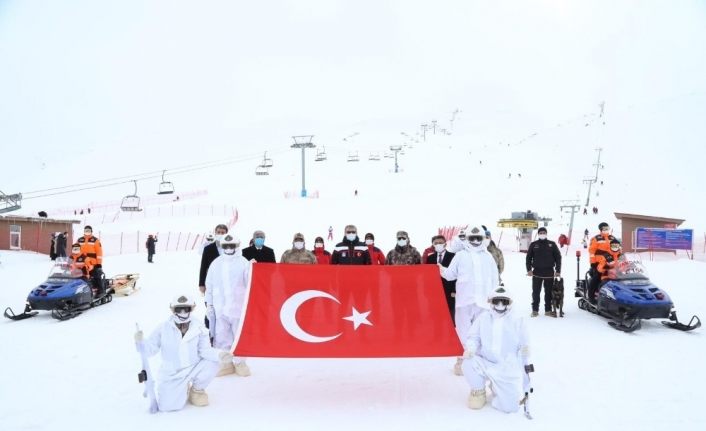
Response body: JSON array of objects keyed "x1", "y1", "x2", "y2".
[
  {"x1": 588, "y1": 232, "x2": 617, "y2": 265},
  {"x1": 595, "y1": 250, "x2": 622, "y2": 280},
  {"x1": 77, "y1": 234, "x2": 103, "y2": 265},
  {"x1": 70, "y1": 252, "x2": 96, "y2": 278}
]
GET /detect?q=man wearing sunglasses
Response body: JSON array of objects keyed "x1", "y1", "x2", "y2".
[
  {"x1": 331, "y1": 225, "x2": 371, "y2": 265},
  {"x1": 385, "y1": 230, "x2": 422, "y2": 265},
  {"x1": 462, "y1": 286, "x2": 531, "y2": 413}
]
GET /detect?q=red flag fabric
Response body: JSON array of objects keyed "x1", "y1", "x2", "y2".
[{"x1": 234, "y1": 263, "x2": 463, "y2": 358}]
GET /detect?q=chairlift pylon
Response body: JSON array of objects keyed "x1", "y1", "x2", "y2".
[
  {"x1": 120, "y1": 180, "x2": 142, "y2": 212},
  {"x1": 0, "y1": 190, "x2": 22, "y2": 214},
  {"x1": 158, "y1": 170, "x2": 174, "y2": 195}
]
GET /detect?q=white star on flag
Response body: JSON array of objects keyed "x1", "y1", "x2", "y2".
[{"x1": 343, "y1": 307, "x2": 372, "y2": 330}]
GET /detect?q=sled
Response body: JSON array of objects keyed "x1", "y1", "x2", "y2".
[{"x1": 110, "y1": 274, "x2": 140, "y2": 296}]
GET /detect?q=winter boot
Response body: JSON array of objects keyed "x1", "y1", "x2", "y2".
[
  {"x1": 545, "y1": 311, "x2": 556, "y2": 317},
  {"x1": 234, "y1": 362, "x2": 251, "y2": 377},
  {"x1": 467, "y1": 389, "x2": 486, "y2": 410},
  {"x1": 453, "y1": 357, "x2": 464, "y2": 376},
  {"x1": 530, "y1": 311, "x2": 539, "y2": 317},
  {"x1": 216, "y1": 362, "x2": 235, "y2": 377},
  {"x1": 188, "y1": 387, "x2": 209, "y2": 407}
]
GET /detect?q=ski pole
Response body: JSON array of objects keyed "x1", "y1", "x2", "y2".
[{"x1": 135, "y1": 323, "x2": 159, "y2": 413}]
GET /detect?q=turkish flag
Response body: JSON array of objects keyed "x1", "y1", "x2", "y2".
[{"x1": 233, "y1": 263, "x2": 463, "y2": 358}]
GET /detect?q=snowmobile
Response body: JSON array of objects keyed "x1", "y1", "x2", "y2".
[
  {"x1": 574, "y1": 251, "x2": 701, "y2": 332},
  {"x1": 3, "y1": 259, "x2": 115, "y2": 321}
]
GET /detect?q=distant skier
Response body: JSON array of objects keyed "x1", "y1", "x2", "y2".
[
  {"x1": 327, "y1": 226, "x2": 334, "y2": 241},
  {"x1": 134, "y1": 295, "x2": 233, "y2": 411}
]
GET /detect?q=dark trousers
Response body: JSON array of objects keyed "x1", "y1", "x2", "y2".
[
  {"x1": 532, "y1": 276, "x2": 553, "y2": 312},
  {"x1": 147, "y1": 252, "x2": 154, "y2": 262},
  {"x1": 588, "y1": 267, "x2": 601, "y2": 303},
  {"x1": 444, "y1": 285, "x2": 456, "y2": 325}
]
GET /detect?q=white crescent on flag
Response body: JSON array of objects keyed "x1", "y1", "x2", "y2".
[{"x1": 279, "y1": 290, "x2": 343, "y2": 343}]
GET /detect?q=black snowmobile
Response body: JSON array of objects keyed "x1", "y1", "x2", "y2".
[
  {"x1": 574, "y1": 251, "x2": 701, "y2": 333},
  {"x1": 4, "y1": 259, "x2": 114, "y2": 321}
]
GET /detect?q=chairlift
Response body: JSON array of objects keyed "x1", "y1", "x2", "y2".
[
  {"x1": 347, "y1": 151, "x2": 359, "y2": 162},
  {"x1": 315, "y1": 147, "x2": 327, "y2": 161},
  {"x1": 120, "y1": 180, "x2": 142, "y2": 212},
  {"x1": 158, "y1": 170, "x2": 174, "y2": 195},
  {"x1": 384, "y1": 152, "x2": 394, "y2": 159},
  {"x1": 255, "y1": 165, "x2": 269, "y2": 176},
  {"x1": 368, "y1": 152, "x2": 380, "y2": 161},
  {"x1": 261, "y1": 151, "x2": 273, "y2": 168}
]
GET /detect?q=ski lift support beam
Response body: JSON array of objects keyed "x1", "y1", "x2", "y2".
[{"x1": 0, "y1": 191, "x2": 22, "y2": 214}]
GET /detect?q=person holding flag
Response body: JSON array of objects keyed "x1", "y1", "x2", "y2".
[{"x1": 205, "y1": 234, "x2": 252, "y2": 377}]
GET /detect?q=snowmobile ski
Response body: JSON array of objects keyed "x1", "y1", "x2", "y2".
[
  {"x1": 3, "y1": 306, "x2": 38, "y2": 321},
  {"x1": 662, "y1": 312, "x2": 701, "y2": 331},
  {"x1": 608, "y1": 319, "x2": 641, "y2": 333},
  {"x1": 51, "y1": 292, "x2": 113, "y2": 321}
]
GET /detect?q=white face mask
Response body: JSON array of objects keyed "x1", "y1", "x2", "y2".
[
  {"x1": 215, "y1": 234, "x2": 225, "y2": 243},
  {"x1": 434, "y1": 244, "x2": 446, "y2": 253},
  {"x1": 172, "y1": 310, "x2": 192, "y2": 323},
  {"x1": 492, "y1": 303, "x2": 508, "y2": 315},
  {"x1": 314, "y1": 243, "x2": 324, "y2": 248},
  {"x1": 397, "y1": 239, "x2": 408, "y2": 247},
  {"x1": 223, "y1": 247, "x2": 237, "y2": 255},
  {"x1": 538, "y1": 234, "x2": 547, "y2": 240},
  {"x1": 469, "y1": 239, "x2": 482, "y2": 247},
  {"x1": 346, "y1": 233, "x2": 357, "y2": 241},
  {"x1": 365, "y1": 239, "x2": 374, "y2": 246},
  {"x1": 293, "y1": 241, "x2": 305, "y2": 250}
]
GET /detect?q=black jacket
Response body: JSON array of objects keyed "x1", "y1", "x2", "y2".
[
  {"x1": 199, "y1": 242, "x2": 221, "y2": 286},
  {"x1": 146, "y1": 237, "x2": 157, "y2": 254},
  {"x1": 331, "y1": 237, "x2": 371, "y2": 265},
  {"x1": 242, "y1": 245, "x2": 276, "y2": 263},
  {"x1": 526, "y1": 239, "x2": 562, "y2": 273},
  {"x1": 426, "y1": 250, "x2": 456, "y2": 293}
]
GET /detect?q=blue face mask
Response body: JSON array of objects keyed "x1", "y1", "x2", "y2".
[{"x1": 254, "y1": 238, "x2": 265, "y2": 248}]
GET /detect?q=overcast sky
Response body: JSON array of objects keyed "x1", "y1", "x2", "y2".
[{"x1": 1, "y1": 0, "x2": 705, "y2": 206}]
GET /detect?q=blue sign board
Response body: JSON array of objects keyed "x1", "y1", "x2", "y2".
[{"x1": 635, "y1": 228, "x2": 693, "y2": 250}]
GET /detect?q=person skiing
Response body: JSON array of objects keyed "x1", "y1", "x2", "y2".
[
  {"x1": 330, "y1": 225, "x2": 370, "y2": 265},
  {"x1": 526, "y1": 227, "x2": 562, "y2": 317},
  {"x1": 312, "y1": 236, "x2": 331, "y2": 264},
  {"x1": 146, "y1": 234, "x2": 158, "y2": 263},
  {"x1": 280, "y1": 232, "x2": 317, "y2": 264},
  {"x1": 462, "y1": 286, "x2": 531, "y2": 413},
  {"x1": 327, "y1": 226, "x2": 333, "y2": 241},
  {"x1": 364, "y1": 232, "x2": 386, "y2": 265},
  {"x1": 440, "y1": 226, "x2": 499, "y2": 376},
  {"x1": 133, "y1": 294, "x2": 233, "y2": 411},
  {"x1": 205, "y1": 234, "x2": 252, "y2": 377},
  {"x1": 386, "y1": 230, "x2": 422, "y2": 265}
]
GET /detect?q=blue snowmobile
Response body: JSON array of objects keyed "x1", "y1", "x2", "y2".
[
  {"x1": 4, "y1": 259, "x2": 114, "y2": 321},
  {"x1": 574, "y1": 251, "x2": 701, "y2": 332}
]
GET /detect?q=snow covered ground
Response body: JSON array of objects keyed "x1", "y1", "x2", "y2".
[{"x1": 1, "y1": 246, "x2": 704, "y2": 431}]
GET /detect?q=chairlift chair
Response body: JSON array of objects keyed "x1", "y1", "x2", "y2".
[
  {"x1": 368, "y1": 152, "x2": 380, "y2": 161},
  {"x1": 347, "y1": 151, "x2": 359, "y2": 162},
  {"x1": 157, "y1": 170, "x2": 174, "y2": 195},
  {"x1": 261, "y1": 151, "x2": 273, "y2": 168},
  {"x1": 315, "y1": 147, "x2": 327, "y2": 161},
  {"x1": 120, "y1": 180, "x2": 142, "y2": 212},
  {"x1": 255, "y1": 165, "x2": 269, "y2": 176}
]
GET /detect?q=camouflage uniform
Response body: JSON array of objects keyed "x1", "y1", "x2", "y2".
[
  {"x1": 386, "y1": 245, "x2": 422, "y2": 265},
  {"x1": 280, "y1": 248, "x2": 317, "y2": 264},
  {"x1": 486, "y1": 241, "x2": 505, "y2": 276}
]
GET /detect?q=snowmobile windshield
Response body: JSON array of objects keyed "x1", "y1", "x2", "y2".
[
  {"x1": 613, "y1": 259, "x2": 649, "y2": 281},
  {"x1": 48, "y1": 262, "x2": 84, "y2": 280}
]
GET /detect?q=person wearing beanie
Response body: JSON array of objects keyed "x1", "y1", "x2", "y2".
[
  {"x1": 364, "y1": 232, "x2": 386, "y2": 265},
  {"x1": 526, "y1": 227, "x2": 561, "y2": 317},
  {"x1": 331, "y1": 225, "x2": 371, "y2": 265},
  {"x1": 312, "y1": 236, "x2": 332, "y2": 264},
  {"x1": 241, "y1": 230, "x2": 276, "y2": 263},
  {"x1": 587, "y1": 222, "x2": 618, "y2": 304},
  {"x1": 386, "y1": 230, "x2": 422, "y2": 265},
  {"x1": 281, "y1": 233, "x2": 317, "y2": 264}
]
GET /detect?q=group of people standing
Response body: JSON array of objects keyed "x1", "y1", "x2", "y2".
[{"x1": 133, "y1": 220, "x2": 620, "y2": 415}]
